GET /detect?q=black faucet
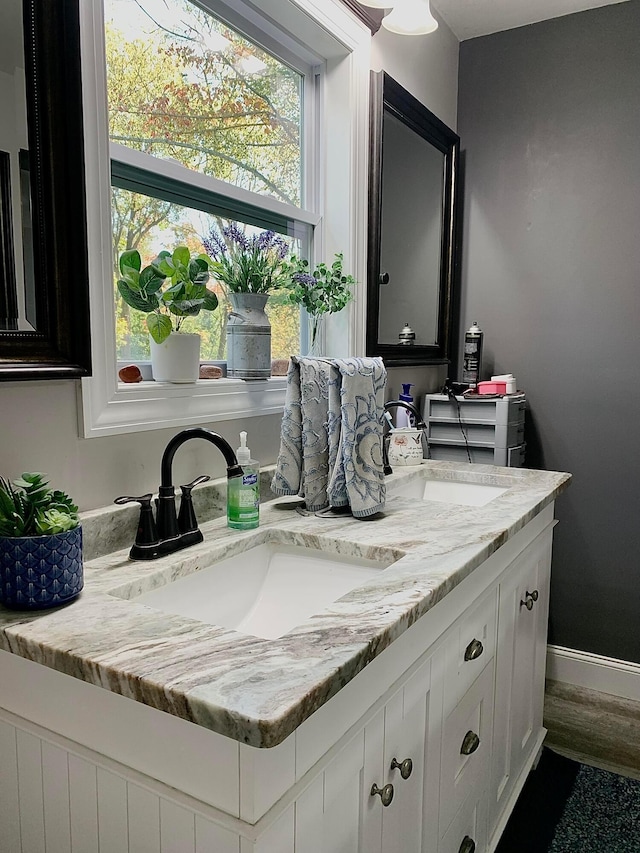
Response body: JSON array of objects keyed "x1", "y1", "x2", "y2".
[
  {"x1": 115, "y1": 428, "x2": 243, "y2": 561},
  {"x1": 382, "y1": 400, "x2": 427, "y2": 475}
]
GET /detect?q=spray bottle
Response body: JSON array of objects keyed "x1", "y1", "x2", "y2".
[
  {"x1": 227, "y1": 431, "x2": 260, "y2": 530},
  {"x1": 396, "y1": 383, "x2": 415, "y2": 427},
  {"x1": 462, "y1": 321, "x2": 484, "y2": 388}
]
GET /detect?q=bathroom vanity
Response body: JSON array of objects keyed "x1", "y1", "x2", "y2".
[{"x1": 0, "y1": 461, "x2": 570, "y2": 853}]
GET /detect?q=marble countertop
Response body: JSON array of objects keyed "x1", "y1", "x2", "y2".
[{"x1": 0, "y1": 461, "x2": 570, "y2": 748}]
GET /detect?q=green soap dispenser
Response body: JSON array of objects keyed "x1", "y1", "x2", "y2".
[{"x1": 227, "y1": 431, "x2": 260, "y2": 529}]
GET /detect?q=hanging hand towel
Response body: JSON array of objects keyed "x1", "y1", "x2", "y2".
[
  {"x1": 327, "y1": 357, "x2": 387, "y2": 517},
  {"x1": 271, "y1": 356, "x2": 386, "y2": 517}
]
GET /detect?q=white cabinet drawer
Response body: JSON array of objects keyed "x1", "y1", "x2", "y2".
[
  {"x1": 444, "y1": 588, "x2": 497, "y2": 718},
  {"x1": 439, "y1": 790, "x2": 487, "y2": 853},
  {"x1": 440, "y1": 665, "x2": 494, "y2": 836}
]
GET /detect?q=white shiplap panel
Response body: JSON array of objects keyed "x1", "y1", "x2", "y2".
[
  {"x1": 97, "y1": 767, "x2": 129, "y2": 853},
  {"x1": 128, "y1": 782, "x2": 161, "y2": 853},
  {"x1": 0, "y1": 720, "x2": 21, "y2": 852},
  {"x1": 69, "y1": 754, "x2": 99, "y2": 853},
  {"x1": 160, "y1": 799, "x2": 195, "y2": 853},
  {"x1": 195, "y1": 815, "x2": 240, "y2": 853},
  {"x1": 16, "y1": 728, "x2": 45, "y2": 853},
  {"x1": 42, "y1": 740, "x2": 72, "y2": 853}
]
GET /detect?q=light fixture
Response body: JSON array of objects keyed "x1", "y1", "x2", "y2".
[
  {"x1": 201, "y1": 29, "x2": 232, "y2": 53},
  {"x1": 381, "y1": 0, "x2": 438, "y2": 35},
  {"x1": 238, "y1": 55, "x2": 267, "y2": 75},
  {"x1": 357, "y1": 0, "x2": 396, "y2": 8}
]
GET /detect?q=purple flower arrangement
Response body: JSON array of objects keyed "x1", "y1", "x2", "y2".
[{"x1": 204, "y1": 225, "x2": 292, "y2": 294}]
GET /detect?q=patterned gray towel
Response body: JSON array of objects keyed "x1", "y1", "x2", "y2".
[{"x1": 271, "y1": 356, "x2": 387, "y2": 517}]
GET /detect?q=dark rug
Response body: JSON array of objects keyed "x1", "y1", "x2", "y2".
[{"x1": 495, "y1": 748, "x2": 640, "y2": 852}]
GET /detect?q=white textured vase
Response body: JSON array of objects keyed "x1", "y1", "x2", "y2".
[{"x1": 149, "y1": 332, "x2": 200, "y2": 383}]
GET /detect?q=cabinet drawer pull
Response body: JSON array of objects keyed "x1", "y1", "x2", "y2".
[
  {"x1": 459, "y1": 836, "x2": 476, "y2": 853},
  {"x1": 370, "y1": 782, "x2": 394, "y2": 807},
  {"x1": 391, "y1": 757, "x2": 413, "y2": 779},
  {"x1": 460, "y1": 730, "x2": 480, "y2": 755},
  {"x1": 520, "y1": 589, "x2": 539, "y2": 610},
  {"x1": 464, "y1": 638, "x2": 484, "y2": 661}
]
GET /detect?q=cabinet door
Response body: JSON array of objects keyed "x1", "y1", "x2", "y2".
[
  {"x1": 489, "y1": 526, "x2": 553, "y2": 834},
  {"x1": 295, "y1": 719, "x2": 381, "y2": 853},
  {"x1": 380, "y1": 656, "x2": 436, "y2": 853},
  {"x1": 295, "y1": 654, "x2": 440, "y2": 853}
]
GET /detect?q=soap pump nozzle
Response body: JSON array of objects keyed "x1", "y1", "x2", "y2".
[{"x1": 236, "y1": 431, "x2": 251, "y2": 465}]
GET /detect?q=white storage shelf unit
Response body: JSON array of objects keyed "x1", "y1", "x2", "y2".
[{"x1": 423, "y1": 394, "x2": 527, "y2": 467}]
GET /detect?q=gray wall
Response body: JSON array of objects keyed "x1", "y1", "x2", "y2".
[{"x1": 458, "y1": 1, "x2": 640, "y2": 662}]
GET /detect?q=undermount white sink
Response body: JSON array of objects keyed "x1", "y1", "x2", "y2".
[
  {"x1": 133, "y1": 544, "x2": 389, "y2": 640},
  {"x1": 389, "y1": 477, "x2": 508, "y2": 507}
]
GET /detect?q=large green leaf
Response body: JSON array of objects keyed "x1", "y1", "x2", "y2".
[
  {"x1": 119, "y1": 249, "x2": 141, "y2": 275},
  {"x1": 169, "y1": 299, "x2": 204, "y2": 317},
  {"x1": 189, "y1": 259, "x2": 210, "y2": 286},
  {"x1": 172, "y1": 246, "x2": 190, "y2": 268},
  {"x1": 139, "y1": 265, "x2": 166, "y2": 293},
  {"x1": 147, "y1": 312, "x2": 173, "y2": 343},
  {"x1": 201, "y1": 289, "x2": 219, "y2": 311},
  {"x1": 117, "y1": 280, "x2": 160, "y2": 312}
]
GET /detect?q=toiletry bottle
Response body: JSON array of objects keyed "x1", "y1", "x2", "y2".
[
  {"x1": 396, "y1": 383, "x2": 415, "y2": 427},
  {"x1": 462, "y1": 321, "x2": 484, "y2": 388},
  {"x1": 227, "y1": 431, "x2": 260, "y2": 530}
]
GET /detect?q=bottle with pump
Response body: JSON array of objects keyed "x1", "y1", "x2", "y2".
[
  {"x1": 227, "y1": 431, "x2": 260, "y2": 529},
  {"x1": 396, "y1": 383, "x2": 415, "y2": 427}
]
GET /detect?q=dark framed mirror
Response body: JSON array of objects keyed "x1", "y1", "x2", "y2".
[
  {"x1": 0, "y1": 0, "x2": 91, "y2": 380},
  {"x1": 366, "y1": 71, "x2": 460, "y2": 367}
]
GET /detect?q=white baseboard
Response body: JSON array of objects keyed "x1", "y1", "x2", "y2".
[{"x1": 546, "y1": 645, "x2": 640, "y2": 702}]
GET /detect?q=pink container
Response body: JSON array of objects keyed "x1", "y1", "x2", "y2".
[{"x1": 477, "y1": 380, "x2": 507, "y2": 395}]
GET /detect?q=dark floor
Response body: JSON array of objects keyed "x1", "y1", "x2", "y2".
[{"x1": 543, "y1": 679, "x2": 640, "y2": 780}]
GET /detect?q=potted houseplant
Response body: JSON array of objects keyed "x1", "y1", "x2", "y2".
[
  {"x1": 0, "y1": 473, "x2": 83, "y2": 610},
  {"x1": 287, "y1": 253, "x2": 355, "y2": 356},
  {"x1": 117, "y1": 246, "x2": 219, "y2": 383},
  {"x1": 204, "y1": 225, "x2": 293, "y2": 379}
]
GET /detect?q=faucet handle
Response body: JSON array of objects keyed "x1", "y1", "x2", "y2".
[
  {"x1": 181, "y1": 475, "x2": 210, "y2": 494},
  {"x1": 114, "y1": 493, "x2": 160, "y2": 560},
  {"x1": 177, "y1": 475, "x2": 210, "y2": 535}
]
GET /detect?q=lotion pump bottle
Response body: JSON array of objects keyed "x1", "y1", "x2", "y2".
[
  {"x1": 396, "y1": 383, "x2": 415, "y2": 427},
  {"x1": 227, "y1": 431, "x2": 259, "y2": 529}
]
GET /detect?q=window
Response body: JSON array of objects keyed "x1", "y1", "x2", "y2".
[
  {"x1": 105, "y1": 0, "x2": 314, "y2": 361},
  {"x1": 80, "y1": 0, "x2": 371, "y2": 437}
]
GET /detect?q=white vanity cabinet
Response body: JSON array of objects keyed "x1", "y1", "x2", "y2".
[{"x1": 0, "y1": 504, "x2": 557, "y2": 853}]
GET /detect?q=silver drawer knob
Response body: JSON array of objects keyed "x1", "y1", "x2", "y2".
[
  {"x1": 459, "y1": 836, "x2": 476, "y2": 853},
  {"x1": 391, "y1": 757, "x2": 413, "y2": 779},
  {"x1": 370, "y1": 782, "x2": 394, "y2": 807},
  {"x1": 464, "y1": 638, "x2": 484, "y2": 661},
  {"x1": 460, "y1": 730, "x2": 480, "y2": 756}
]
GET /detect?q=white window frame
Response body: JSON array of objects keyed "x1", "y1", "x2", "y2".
[{"x1": 80, "y1": 0, "x2": 371, "y2": 438}]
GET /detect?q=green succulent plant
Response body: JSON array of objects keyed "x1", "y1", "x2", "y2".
[
  {"x1": 0, "y1": 473, "x2": 79, "y2": 537},
  {"x1": 117, "y1": 246, "x2": 219, "y2": 344}
]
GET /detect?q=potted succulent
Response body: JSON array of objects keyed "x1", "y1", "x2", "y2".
[
  {"x1": 204, "y1": 225, "x2": 293, "y2": 379},
  {"x1": 0, "y1": 473, "x2": 83, "y2": 610},
  {"x1": 117, "y1": 246, "x2": 219, "y2": 383},
  {"x1": 287, "y1": 253, "x2": 355, "y2": 355}
]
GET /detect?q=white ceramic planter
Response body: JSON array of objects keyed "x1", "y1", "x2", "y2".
[{"x1": 149, "y1": 332, "x2": 200, "y2": 383}]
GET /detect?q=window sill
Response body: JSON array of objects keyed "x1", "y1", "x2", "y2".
[{"x1": 80, "y1": 375, "x2": 287, "y2": 438}]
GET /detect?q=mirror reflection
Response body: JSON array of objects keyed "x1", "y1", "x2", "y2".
[
  {"x1": 378, "y1": 110, "x2": 444, "y2": 346},
  {"x1": 0, "y1": 0, "x2": 34, "y2": 333},
  {"x1": 367, "y1": 71, "x2": 460, "y2": 367}
]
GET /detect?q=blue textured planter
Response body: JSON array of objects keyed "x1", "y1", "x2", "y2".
[{"x1": 0, "y1": 526, "x2": 83, "y2": 610}]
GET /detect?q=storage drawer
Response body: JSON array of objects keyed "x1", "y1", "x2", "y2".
[
  {"x1": 444, "y1": 588, "x2": 497, "y2": 717},
  {"x1": 439, "y1": 790, "x2": 488, "y2": 853},
  {"x1": 428, "y1": 420, "x2": 525, "y2": 448},
  {"x1": 440, "y1": 666, "x2": 494, "y2": 835},
  {"x1": 428, "y1": 443, "x2": 526, "y2": 468},
  {"x1": 424, "y1": 395, "x2": 526, "y2": 427}
]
